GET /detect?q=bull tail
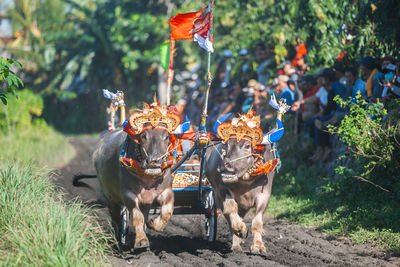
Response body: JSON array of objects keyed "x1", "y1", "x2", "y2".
[{"x1": 72, "y1": 174, "x2": 97, "y2": 187}]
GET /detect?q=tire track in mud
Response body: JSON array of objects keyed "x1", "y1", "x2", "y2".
[{"x1": 55, "y1": 137, "x2": 400, "y2": 267}]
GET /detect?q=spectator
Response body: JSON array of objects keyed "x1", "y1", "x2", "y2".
[
  {"x1": 251, "y1": 79, "x2": 268, "y2": 116},
  {"x1": 380, "y1": 55, "x2": 396, "y2": 70},
  {"x1": 242, "y1": 86, "x2": 255, "y2": 113},
  {"x1": 233, "y1": 48, "x2": 254, "y2": 84},
  {"x1": 283, "y1": 60, "x2": 302, "y2": 102},
  {"x1": 221, "y1": 81, "x2": 246, "y2": 115},
  {"x1": 381, "y1": 63, "x2": 397, "y2": 100},
  {"x1": 275, "y1": 74, "x2": 295, "y2": 106},
  {"x1": 334, "y1": 61, "x2": 347, "y2": 86},
  {"x1": 359, "y1": 56, "x2": 382, "y2": 99},
  {"x1": 345, "y1": 67, "x2": 366, "y2": 103},
  {"x1": 255, "y1": 43, "x2": 274, "y2": 86},
  {"x1": 310, "y1": 68, "x2": 346, "y2": 162},
  {"x1": 215, "y1": 49, "x2": 234, "y2": 90},
  {"x1": 292, "y1": 43, "x2": 308, "y2": 76},
  {"x1": 292, "y1": 75, "x2": 320, "y2": 122}
]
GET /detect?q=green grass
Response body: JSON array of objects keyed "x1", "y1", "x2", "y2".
[
  {"x1": 0, "y1": 127, "x2": 75, "y2": 168},
  {"x1": 0, "y1": 127, "x2": 111, "y2": 266},
  {"x1": 267, "y1": 129, "x2": 400, "y2": 255},
  {"x1": 0, "y1": 164, "x2": 110, "y2": 266}
]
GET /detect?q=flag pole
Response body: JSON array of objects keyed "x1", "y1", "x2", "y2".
[
  {"x1": 167, "y1": 37, "x2": 175, "y2": 106},
  {"x1": 197, "y1": 0, "x2": 214, "y2": 202},
  {"x1": 199, "y1": 0, "x2": 214, "y2": 133}
]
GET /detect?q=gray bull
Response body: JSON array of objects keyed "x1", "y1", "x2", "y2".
[
  {"x1": 205, "y1": 140, "x2": 276, "y2": 253},
  {"x1": 204, "y1": 114, "x2": 284, "y2": 254},
  {"x1": 93, "y1": 128, "x2": 174, "y2": 249}
]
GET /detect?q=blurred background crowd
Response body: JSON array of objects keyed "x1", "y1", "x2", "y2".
[{"x1": 176, "y1": 42, "x2": 400, "y2": 163}]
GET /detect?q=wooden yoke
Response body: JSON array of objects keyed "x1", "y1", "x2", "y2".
[{"x1": 117, "y1": 92, "x2": 126, "y2": 125}]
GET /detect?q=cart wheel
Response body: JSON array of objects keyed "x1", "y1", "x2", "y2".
[
  {"x1": 120, "y1": 205, "x2": 129, "y2": 246},
  {"x1": 204, "y1": 190, "x2": 218, "y2": 242}
]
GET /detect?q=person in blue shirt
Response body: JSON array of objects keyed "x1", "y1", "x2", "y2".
[
  {"x1": 310, "y1": 68, "x2": 346, "y2": 162},
  {"x1": 275, "y1": 74, "x2": 295, "y2": 106},
  {"x1": 345, "y1": 67, "x2": 366, "y2": 103}
]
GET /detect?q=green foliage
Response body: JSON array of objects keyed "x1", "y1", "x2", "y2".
[
  {"x1": 269, "y1": 127, "x2": 400, "y2": 254},
  {"x1": 0, "y1": 164, "x2": 110, "y2": 266},
  {"x1": 0, "y1": 89, "x2": 44, "y2": 133},
  {"x1": 0, "y1": 57, "x2": 24, "y2": 105},
  {"x1": 0, "y1": 88, "x2": 75, "y2": 167},
  {"x1": 6, "y1": 0, "x2": 400, "y2": 133},
  {"x1": 328, "y1": 95, "x2": 400, "y2": 186},
  {"x1": 213, "y1": 0, "x2": 400, "y2": 70}
]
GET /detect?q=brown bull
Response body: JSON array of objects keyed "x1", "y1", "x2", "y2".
[
  {"x1": 205, "y1": 109, "x2": 284, "y2": 253},
  {"x1": 92, "y1": 102, "x2": 181, "y2": 249},
  {"x1": 205, "y1": 140, "x2": 277, "y2": 253}
]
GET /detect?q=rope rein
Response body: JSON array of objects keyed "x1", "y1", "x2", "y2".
[
  {"x1": 210, "y1": 141, "x2": 224, "y2": 160},
  {"x1": 226, "y1": 153, "x2": 253, "y2": 164},
  {"x1": 156, "y1": 144, "x2": 172, "y2": 162}
]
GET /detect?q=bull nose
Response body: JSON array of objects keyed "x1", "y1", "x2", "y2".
[
  {"x1": 144, "y1": 158, "x2": 161, "y2": 168},
  {"x1": 220, "y1": 162, "x2": 234, "y2": 173}
]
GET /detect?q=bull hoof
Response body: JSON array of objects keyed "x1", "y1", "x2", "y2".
[
  {"x1": 231, "y1": 245, "x2": 243, "y2": 253},
  {"x1": 134, "y1": 237, "x2": 149, "y2": 249},
  {"x1": 250, "y1": 243, "x2": 266, "y2": 254},
  {"x1": 232, "y1": 222, "x2": 247, "y2": 238},
  {"x1": 147, "y1": 218, "x2": 165, "y2": 232}
]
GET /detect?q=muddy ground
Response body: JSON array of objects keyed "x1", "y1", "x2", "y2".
[{"x1": 55, "y1": 137, "x2": 400, "y2": 267}]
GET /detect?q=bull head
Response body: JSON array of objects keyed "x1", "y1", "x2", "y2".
[
  {"x1": 137, "y1": 128, "x2": 171, "y2": 175},
  {"x1": 214, "y1": 100, "x2": 287, "y2": 183},
  {"x1": 120, "y1": 98, "x2": 181, "y2": 177},
  {"x1": 217, "y1": 138, "x2": 258, "y2": 183}
]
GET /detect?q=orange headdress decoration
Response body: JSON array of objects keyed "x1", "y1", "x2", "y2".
[
  {"x1": 217, "y1": 108, "x2": 264, "y2": 148},
  {"x1": 123, "y1": 96, "x2": 180, "y2": 135}
]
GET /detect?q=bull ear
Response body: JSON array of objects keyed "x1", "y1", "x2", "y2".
[
  {"x1": 174, "y1": 115, "x2": 191, "y2": 134},
  {"x1": 261, "y1": 119, "x2": 284, "y2": 144},
  {"x1": 213, "y1": 113, "x2": 232, "y2": 133}
]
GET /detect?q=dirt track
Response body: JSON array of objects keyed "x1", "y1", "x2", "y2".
[{"x1": 55, "y1": 137, "x2": 400, "y2": 267}]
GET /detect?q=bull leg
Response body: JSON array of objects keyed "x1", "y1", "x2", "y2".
[
  {"x1": 232, "y1": 234, "x2": 244, "y2": 252},
  {"x1": 132, "y1": 208, "x2": 149, "y2": 249},
  {"x1": 250, "y1": 212, "x2": 266, "y2": 254},
  {"x1": 222, "y1": 198, "x2": 247, "y2": 238},
  {"x1": 124, "y1": 192, "x2": 149, "y2": 249},
  {"x1": 148, "y1": 188, "x2": 174, "y2": 232},
  {"x1": 107, "y1": 202, "x2": 122, "y2": 238},
  {"x1": 250, "y1": 195, "x2": 269, "y2": 254}
]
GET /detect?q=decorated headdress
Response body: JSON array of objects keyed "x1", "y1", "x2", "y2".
[
  {"x1": 123, "y1": 96, "x2": 180, "y2": 135},
  {"x1": 217, "y1": 108, "x2": 264, "y2": 148}
]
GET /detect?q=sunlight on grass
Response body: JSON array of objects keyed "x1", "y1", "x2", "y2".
[
  {"x1": 0, "y1": 164, "x2": 111, "y2": 266},
  {"x1": 0, "y1": 127, "x2": 75, "y2": 168}
]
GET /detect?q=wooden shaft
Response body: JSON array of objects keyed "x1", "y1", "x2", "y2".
[{"x1": 120, "y1": 105, "x2": 126, "y2": 125}]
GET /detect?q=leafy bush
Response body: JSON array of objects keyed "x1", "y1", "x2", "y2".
[
  {"x1": 269, "y1": 113, "x2": 400, "y2": 254},
  {"x1": 0, "y1": 57, "x2": 24, "y2": 105},
  {"x1": 0, "y1": 89, "x2": 44, "y2": 134},
  {"x1": 329, "y1": 95, "x2": 400, "y2": 192}
]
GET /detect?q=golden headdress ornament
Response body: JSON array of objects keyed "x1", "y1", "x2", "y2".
[
  {"x1": 123, "y1": 96, "x2": 180, "y2": 135},
  {"x1": 217, "y1": 107, "x2": 264, "y2": 147}
]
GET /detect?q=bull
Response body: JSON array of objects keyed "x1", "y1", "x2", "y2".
[
  {"x1": 89, "y1": 101, "x2": 181, "y2": 249},
  {"x1": 205, "y1": 104, "x2": 287, "y2": 253}
]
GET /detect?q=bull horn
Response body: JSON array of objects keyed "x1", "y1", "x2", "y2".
[
  {"x1": 261, "y1": 118, "x2": 284, "y2": 144},
  {"x1": 174, "y1": 115, "x2": 191, "y2": 134},
  {"x1": 213, "y1": 113, "x2": 232, "y2": 133}
]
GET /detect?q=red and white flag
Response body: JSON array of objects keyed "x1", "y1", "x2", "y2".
[{"x1": 168, "y1": 0, "x2": 214, "y2": 52}]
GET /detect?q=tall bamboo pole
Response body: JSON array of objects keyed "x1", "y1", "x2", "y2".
[
  {"x1": 198, "y1": 0, "x2": 214, "y2": 202},
  {"x1": 199, "y1": 0, "x2": 214, "y2": 133},
  {"x1": 167, "y1": 38, "x2": 175, "y2": 106}
]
